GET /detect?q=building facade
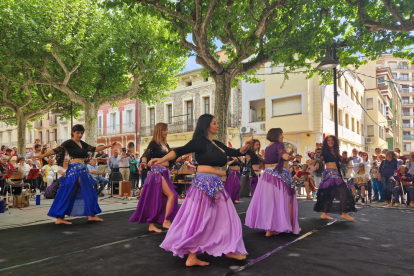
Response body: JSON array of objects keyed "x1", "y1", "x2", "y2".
[{"x1": 139, "y1": 68, "x2": 242, "y2": 151}]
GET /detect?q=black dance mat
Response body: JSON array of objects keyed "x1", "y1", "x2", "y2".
[{"x1": 1, "y1": 199, "x2": 414, "y2": 276}]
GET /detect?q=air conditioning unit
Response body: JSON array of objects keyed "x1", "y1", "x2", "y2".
[
  {"x1": 364, "y1": 146, "x2": 371, "y2": 152},
  {"x1": 260, "y1": 123, "x2": 266, "y2": 131},
  {"x1": 365, "y1": 137, "x2": 375, "y2": 144},
  {"x1": 240, "y1": 126, "x2": 256, "y2": 134}
]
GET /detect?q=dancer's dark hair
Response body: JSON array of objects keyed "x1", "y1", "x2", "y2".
[
  {"x1": 193, "y1": 114, "x2": 215, "y2": 139},
  {"x1": 266, "y1": 128, "x2": 283, "y2": 143},
  {"x1": 321, "y1": 135, "x2": 340, "y2": 159},
  {"x1": 250, "y1": 139, "x2": 261, "y2": 152},
  {"x1": 71, "y1": 124, "x2": 85, "y2": 137}
]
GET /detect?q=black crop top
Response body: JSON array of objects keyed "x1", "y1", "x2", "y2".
[
  {"x1": 142, "y1": 140, "x2": 170, "y2": 161},
  {"x1": 227, "y1": 157, "x2": 241, "y2": 166},
  {"x1": 53, "y1": 139, "x2": 96, "y2": 164},
  {"x1": 246, "y1": 150, "x2": 262, "y2": 165},
  {"x1": 174, "y1": 137, "x2": 243, "y2": 167},
  {"x1": 321, "y1": 150, "x2": 339, "y2": 163}
]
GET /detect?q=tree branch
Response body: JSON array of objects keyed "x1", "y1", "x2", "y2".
[
  {"x1": 0, "y1": 77, "x2": 18, "y2": 111},
  {"x1": 202, "y1": 0, "x2": 219, "y2": 32},
  {"x1": 50, "y1": 48, "x2": 80, "y2": 86},
  {"x1": 138, "y1": 0, "x2": 195, "y2": 27},
  {"x1": 239, "y1": 51, "x2": 270, "y2": 75},
  {"x1": 20, "y1": 85, "x2": 33, "y2": 109}
]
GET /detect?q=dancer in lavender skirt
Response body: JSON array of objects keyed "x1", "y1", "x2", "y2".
[
  {"x1": 224, "y1": 156, "x2": 242, "y2": 203},
  {"x1": 129, "y1": 123, "x2": 178, "y2": 233},
  {"x1": 149, "y1": 114, "x2": 253, "y2": 267},
  {"x1": 245, "y1": 128, "x2": 300, "y2": 237}
]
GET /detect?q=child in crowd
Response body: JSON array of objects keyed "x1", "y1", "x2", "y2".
[
  {"x1": 353, "y1": 163, "x2": 369, "y2": 203},
  {"x1": 378, "y1": 151, "x2": 398, "y2": 204},
  {"x1": 371, "y1": 155, "x2": 383, "y2": 202},
  {"x1": 392, "y1": 165, "x2": 414, "y2": 207}
]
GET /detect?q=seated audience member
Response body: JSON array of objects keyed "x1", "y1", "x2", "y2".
[
  {"x1": 16, "y1": 157, "x2": 31, "y2": 178},
  {"x1": 87, "y1": 158, "x2": 108, "y2": 197},
  {"x1": 293, "y1": 164, "x2": 314, "y2": 200},
  {"x1": 293, "y1": 154, "x2": 303, "y2": 167},
  {"x1": 57, "y1": 159, "x2": 69, "y2": 179},
  {"x1": 392, "y1": 165, "x2": 414, "y2": 207},
  {"x1": 41, "y1": 158, "x2": 58, "y2": 188},
  {"x1": 353, "y1": 163, "x2": 369, "y2": 203}
]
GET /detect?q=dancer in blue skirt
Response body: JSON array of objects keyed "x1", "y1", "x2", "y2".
[{"x1": 30, "y1": 124, "x2": 115, "y2": 225}]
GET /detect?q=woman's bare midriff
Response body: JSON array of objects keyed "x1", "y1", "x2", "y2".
[
  {"x1": 228, "y1": 166, "x2": 240, "y2": 171},
  {"x1": 325, "y1": 162, "x2": 338, "y2": 170},
  {"x1": 197, "y1": 165, "x2": 222, "y2": 176},
  {"x1": 252, "y1": 164, "x2": 260, "y2": 171},
  {"x1": 158, "y1": 161, "x2": 170, "y2": 167}
]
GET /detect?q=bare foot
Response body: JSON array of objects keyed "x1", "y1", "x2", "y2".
[
  {"x1": 320, "y1": 214, "x2": 335, "y2": 220},
  {"x1": 162, "y1": 220, "x2": 172, "y2": 229},
  {"x1": 265, "y1": 230, "x2": 278, "y2": 237},
  {"x1": 186, "y1": 258, "x2": 210, "y2": 267},
  {"x1": 225, "y1": 253, "x2": 247, "y2": 260},
  {"x1": 55, "y1": 218, "x2": 72, "y2": 225},
  {"x1": 340, "y1": 213, "x2": 355, "y2": 221},
  {"x1": 234, "y1": 200, "x2": 240, "y2": 204},
  {"x1": 299, "y1": 228, "x2": 302, "y2": 232},
  {"x1": 148, "y1": 224, "x2": 162, "y2": 233},
  {"x1": 88, "y1": 216, "x2": 104, "y2": 222}
]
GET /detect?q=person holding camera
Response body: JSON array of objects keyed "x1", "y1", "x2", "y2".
[{"x1": 119, "y1": 148, "x2": 130, "y2": 181}]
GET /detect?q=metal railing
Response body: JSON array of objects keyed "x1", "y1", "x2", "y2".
[
  {"x1": 403, "y1": 113, "x2": 411, "y2": 116},
  {"x1": 399, "y1": 76, "x2": 410, "y2": 81},
  {"x1": 140, "y1": 115, "x2": 239, "y2": 137},
  {"x1": 403, "y1": 134, "x2": 414, "y2": 140},
  {"x1": 97, "y1": 123, "x2": 137, "y2": 136},
  {"x1": 403, "y1": 124, "x2": 411, "y2": 128},
  {"x1": 401, "y1": 88, "x2": 411, "y2": 93}
]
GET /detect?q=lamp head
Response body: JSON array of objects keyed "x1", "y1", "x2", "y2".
[{"x1": 317, "y1": 52, "x2": 339, "y2": 70}]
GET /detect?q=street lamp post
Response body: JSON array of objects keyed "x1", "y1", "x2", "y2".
[{"x1": 318, "y1": 45, "x2": 340, "y2": 137}]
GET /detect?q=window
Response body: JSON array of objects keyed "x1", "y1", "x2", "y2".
[
  {"x1": 367, "y1": 125, "x2": 374, "y2": 137},
  {"x1": 404, "y1": 131, "x2": 410, "y2": 135},
  {"x1": 204, "y1": 78, "x2": 209, "y2": 82},
  {"x1": 402, "y1": 97, "x2": 409, "y2": 104},
  {"x1": 403, "y1": 108, "x2": 410, "y2": 116},
  {"x1": 46, "y1": 130, "x2": 49, "y2": 143},
  {"x1": 272, "y1": 95, "x2": 302, "y2": 117},
  {"x1": 126, "y1": 110, "x2": 133, "y2": 126},
  {"x1": 260, "y1": 107, "x2": 266, "y2": 121},
  {"x1": 329, "y1": 104, "x2": 334, "y2": 121},
  {"x1": 357, "y1": 121, "x2": 360, "y2": 134},
  {"x1": 379, "y1": 126, "x2": 384, "y2": 139},
  {"x1": 351, "y1": 86, "x2": 355, "y2": 100},
  {"x1": 351, "y1": 117, "x2": 355, "y2": 132},
  {"x1": 110, "y1": 113, "x2": 116, "y2": 131},
  {"x1": 345, "y1": 80, "x2": 349, "y2": 95},
  {"x1": 338, "y1": 109, "x2": 343, "y2": 125},
  {"x1": 399, "y1": 62, "x2": 408, "y2": 69},
  {"x1": 203, "y1": 97, "x2": 210, "y2": 114},
  {"x1": 39, "y1": 131, "x2": 43, "y2": 144},
  {"x1": 345, "y1": 113, "x2": 349, "y2": 128},
  {"x1": 186, "y1": 81, "x2": 192, "y2": 86},
  {"x1": 389, "y1": 62, "x2": 397, "y2": 69},
  {"x1": 403, "y1": 120, "x2": 410, "y2": 128},
  {"x1": 338, "y1": 76, "x2": 342, "y2": 89},
  {"x1": 186, "y1": 101, "x2": 194, "y2": 130},
  {"x1": 167, "y1": 104, "x2": 172, "y2": 124},
  {"x1": 361, "y1": 123, "x2": 364, "y2": 136},
  {"x1": 149, "y1": 108, "x2": 155, "y2": 130},
  {"x1": 366, "y1": 98, "x2": 374, "y2": 110},
  {"x1": 401, "y1": 85, "x2": 409, "y2": 93},
  {"x1": 98, "y1": 116, "x2": 103, "y2": 136},
  {"x1": 392, "y1": 73, "x2": 398, "y2": 80},
  {"x1": 400, "y1": 74, "x2": 409, "y2": 81},
  {"x1": 54, "y1": 130, "x2": 57, "y2": 142},
  {"x1": 378, "y1": 76, "x2": 386, "y2": 86},
  {"x1": 360, "y1": 96, "x2": 364, "y2": 107}
]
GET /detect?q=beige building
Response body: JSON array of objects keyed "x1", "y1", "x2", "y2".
[
  {"x1": 241, "y1": 64, "x2": 366, "y2": 156},
  {"x1": 357, "y1": 58, "x2": 403, "y2": 155},
  {"x1": 139, "y1": 68, "x2": 242, "y2": 150},
  {"x1": 372, "y1": 54, "x2": 410, "y2": 156}
]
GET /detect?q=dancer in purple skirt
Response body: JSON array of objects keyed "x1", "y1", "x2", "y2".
[
  {"x1": 224, "y1": 156, "x2": 242, "y2": 203},
  {"x1": 245, "y1": 128, "x2": 300, "y2": 237},
  {"x1": 313, "y1": 135, "x2": 356, "y2": 221},
  {"x1": 149, "y1": 114, "x2": 253, "y2": 267},
  {"x1": 129, "y1": 123, "x2": 178, "y2": 233},
  {"x1": 246, "y1": 139, "x2": 264, "y2": 196}
]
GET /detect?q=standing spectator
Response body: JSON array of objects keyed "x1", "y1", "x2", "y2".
[
  {"x1": 352, "y1": 148, "x2": 363, "y2": 175},
  {"x1": 378, "y1": 151, "x2": 398, "y2": 204},
  {"x1": 374, "y1": 148, "x2": 382, "y2": 156},
  {"x1": 135, "y1": 152, "x2": 140, "y2": 164},
  {"x1": 96, "y1": 150, "x2": 109, "y2": 165},
  {"x1": 118, "y1": 148, "x2": 130, "y2": 181},
  {"x1": 312, "y1": 147, "x2": 324, "y2": 188},
  {"x1": 33, "y1": 139, "x2": 40, "y2": 151},
  {"x1": 108, "y1": 149, "x2": 120, "y2": 172},
  {"x1": 12, "y1": 147, "x2": 21, "y2": 158},
  {"x1": 394, "y1": 152, "x2": 403, "y2": 167},
  {"x1": 128, "y1": 149, "x2": 139, "y2": 189},
  {"x1": 371, "y1": 155, "x2": 383, "y2": 202},
  {"x1": 361, "y1": 152, "x2": 372, "y2": 199},
  {"x1": 340, "y1": 151, "x2": 354, "y2": 185},
  {"x1": 382, "y1": 149, "x2": 388, "y2": 155},
  {"x1": 407, "y1": 151, "x2": 414, "y2": 175},
  {"x1": 87, "y1": 158, "x2": 107, "y2": 197}
]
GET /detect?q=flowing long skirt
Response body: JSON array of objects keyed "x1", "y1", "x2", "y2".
[
  {"x1": 249, "y1": 170, "x2": 261, "y2": 197},
  {"x1": 224, "y1": 170, "x2": 241, "y2": 202},
  {"x1": 160, "y1": 173, "x2": 247, "y2": 258},
  {"x1": 245, "y1": 168, "x2": 299, "y2": 234},
  {"x1": 129, "y1": 165, "x2": 178, "y2": 225},
  {"x1": 48, "y1": 163, "x2": 101, "y2": 218},
  {"x1": 313, "y1": 169, "x2": 356, "y2": 213}
]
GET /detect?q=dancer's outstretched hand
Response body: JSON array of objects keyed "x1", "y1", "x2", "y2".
[{"x1": 147, "y1": 159, "x2": 159, "y2": 167}]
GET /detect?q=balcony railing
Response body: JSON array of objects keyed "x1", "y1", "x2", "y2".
[
  {"x1": 49, "y1": 115, "x2": 58, "y2": 126},
  {"x1": 401, "y1": 88, "x2": 411, "y2": 93},
  {"x1": 399, "y1": 76, "x2": 410, "y2": 81},
  {"x1": 97, "y1": 123, "x2": 137, "y2": 136},
  {"x1": 403, "y1": 113, "x2": 411, "y2": 116},
  {"x1": 403, "y1": 124, "x2": 411, "y2": 128},
  {"x1": 140, "y1": 115, "x2": 239, "y2": 137},
  {"x1": 403, "y1": 134, "x2": 414, "y2": 140},
  {"x1": 34, "y1": 121, "x2": 43, "y2": 128},
  {"x1": 398, "y1": 64, "x2": 411, "y2": 69}
]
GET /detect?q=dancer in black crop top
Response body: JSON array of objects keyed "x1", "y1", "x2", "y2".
[
  {"x1": 313, "y1": 135, "x2": 356, "y2": 221},
  {"x1": 149, "y1": 114, "x2": 252, "y2": 267},
  {"x1": 130, "y1": 123, "x2": 178, "y2": 233}
]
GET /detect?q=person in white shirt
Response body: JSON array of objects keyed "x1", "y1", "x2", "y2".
[
  {"x1": 27, "y1": 144, "x2": 43, "y2": 168},
  {"x1": 16, "y1": 157, "x2": 31, "y2": 178},
  {"x1": 41, "y1": 158, "x2": 58, "y2": 187},
  {"x1": 340, "y1": 151, "x2": 354, "y2": 184},
  {"x1": 352, "y1": 163, "x2": 369, "y2": 203},
  {"x1": 118, "y1": 148, "x2": 130, "y2": 181},
  {"x1": 57, "y1": 159, "x2": 69, "y2": 179}
]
